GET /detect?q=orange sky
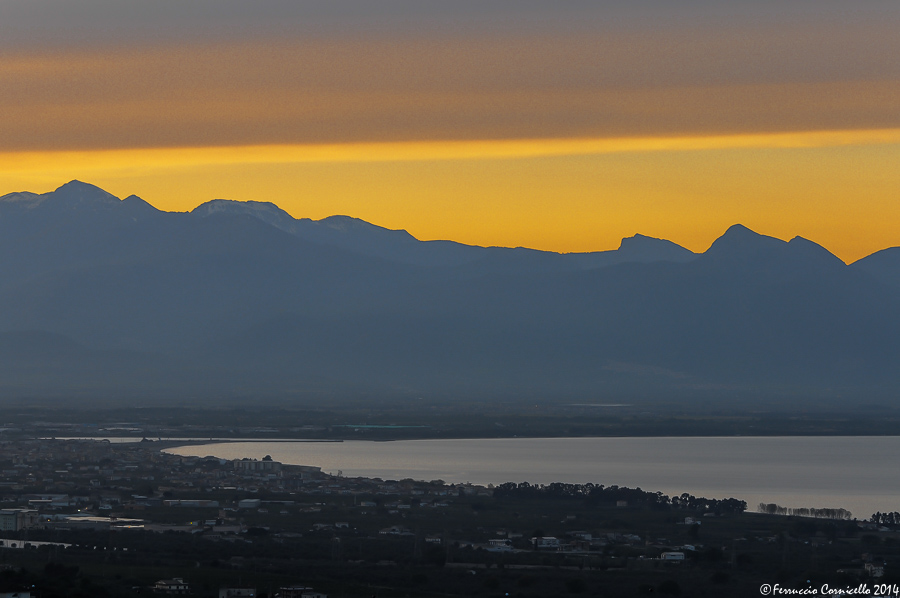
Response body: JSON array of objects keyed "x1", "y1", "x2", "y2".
[{"x1": 1, "y1": 3, "x2": 899, "y2": 262}]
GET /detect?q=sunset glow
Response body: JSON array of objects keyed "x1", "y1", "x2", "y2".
[{"x1": 2, "y1": 1, "x2": 899, "y2": 262}]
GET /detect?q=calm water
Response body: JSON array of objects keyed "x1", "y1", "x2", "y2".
[{"x1": 166, "y1": 436, "x2": 900, "y2": 518}]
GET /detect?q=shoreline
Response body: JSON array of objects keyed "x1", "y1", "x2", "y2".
[
  {"x1": 44, "y1": 437, "x2": 346, "y2": 450},
  {"x1": 44, "y1": 431, "x2": 900, "y2": 451},
  {"x1": 30, "y1": 436, "x2": 900, "y2": 516}
]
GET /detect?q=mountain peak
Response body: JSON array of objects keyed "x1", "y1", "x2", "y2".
[
  {"x1": 704, "y1": 224, "x2": 785, "y2": 259},
  {"x1": 787, "y1": 236, "x2": 846, "y2": 266},
  {"x1": 618, "y1": 233, "x2": 652, "y2": 248},
  {"x1": 616, "y1": 233, "x2": 696, "y2": 263},
  {"x1": 50, "y1": 180, "x2": 120, "y2": 206},
  {"x1": 701, "y1": 225, "x2": 846, "y2": 273},
  {"x1": 122, "y1": 194, "x2": 161, "y2": 214},
  {"x1": 0, "y1": 190, "x2": 41, "y2": 204},
  {"x1": 56, "y1": 179, "x2": 101, "y2": 192},
  {"x1": 724, "y1": 223, "x2": 752, "y2": 233},
  {"x1": 1, "y1": 181, "x2": 120, "y2": 211},
  {"x1": 720, "y1": 223, "x2": 773, "y2": 241},
  {"x1": 194, "y1": 198, "x2": 291, "y2": 218},
  {"x1": 192, "y1": 199, "x2": 298, "y2": 234}
]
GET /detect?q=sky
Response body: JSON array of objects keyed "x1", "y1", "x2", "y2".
[{"x1": 1, "y1": 1, "x2": 899, "y2": 261}]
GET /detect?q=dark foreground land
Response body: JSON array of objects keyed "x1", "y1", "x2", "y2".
[{"x1": 0, "y1": 438, "x2": 896, "y2": 598}]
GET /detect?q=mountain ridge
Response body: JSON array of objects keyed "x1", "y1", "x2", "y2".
[
  {"x1": 1, "y1": 181, "x2": 898, "y2": 404},
  {"x1": 14, "y1": 180, "x2": 890, "y2": 266}
]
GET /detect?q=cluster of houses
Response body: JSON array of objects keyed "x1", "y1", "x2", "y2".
[
  {"x1": 458, "y1": 530, "x2": 690, "y2": 558},
  {"x1": 0, "y1": 439, "x2": 324, "y2": 498},
  {"x1": 0, "y1": 438, "x2": 889, "y2": 587},
  {"x1": 152, "y1": 580, "x2": 326, "y2": 598},
  {"x1": 0, "y1": 439, "x2": 496, "y2": 545},
  {"x1": 0, "y1": 438, "x2": 479, "y2": 514}
]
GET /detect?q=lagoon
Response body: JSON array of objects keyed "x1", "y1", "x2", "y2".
[{"x1": 166, "y1": 436, "x2": 900, "y2": 519}]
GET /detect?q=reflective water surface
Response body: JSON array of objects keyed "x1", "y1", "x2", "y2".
[{"x1": 167, "y1": 436, "x2": 900, "y2": 518}]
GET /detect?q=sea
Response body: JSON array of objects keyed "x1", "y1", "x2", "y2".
[{"x1": 163, "y1": 436, "x2": 900, "y2": 519}]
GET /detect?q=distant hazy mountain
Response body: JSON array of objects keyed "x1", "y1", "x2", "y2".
[
  {"x1": 0, "y1": 180, "x2": 898, "y2": 404},
  {"x1": 190, "y1": 197, "x2": 695, "y2": 271}
]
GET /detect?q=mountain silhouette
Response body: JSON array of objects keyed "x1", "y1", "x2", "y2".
[
  {"x1": 0, "y1": 181, "x2": 898, "y2": 404},
  {"x1": 852, "y1": 247, "x2": 900, "y2": 288}
]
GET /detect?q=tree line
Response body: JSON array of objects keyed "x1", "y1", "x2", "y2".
[
  {"x1": 756, "y1": 503, "x2": 852, "y2": 519},
  {"x1": 870, "y1": 511, "x2": 900, "y2": 526},
  {"x1": 492, "y1": 481, "x2": 747, "y2": 514}
]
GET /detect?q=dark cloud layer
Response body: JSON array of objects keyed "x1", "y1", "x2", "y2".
[
  {"x1": 1, "y1": 1, "x2": 898, "y2": 151},
  {"x1": 2, "y1": 0, "x2": 896, "y2": 46}
]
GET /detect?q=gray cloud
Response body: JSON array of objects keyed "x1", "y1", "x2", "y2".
[
  {"x1": 1, "y1": 1, "x2": 898, "y2": 151},
  {"x1": 2, "y1": 1, "x2": 896, "y2": 46}
]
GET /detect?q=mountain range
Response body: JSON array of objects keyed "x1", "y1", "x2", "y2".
[{"x1": 1, "y1": 180, "x2": 898, "y2": 405}]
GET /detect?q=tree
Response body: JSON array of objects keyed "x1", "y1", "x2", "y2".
[
  {"x1": 658, "y1": 579, "x2": 682, "y2": 595},
  {"x1": 565, "y1": 578, "x2": 587, "y2": 594},
  {"x1": 688, "y1": 523, "x2": 700, "y2": 540}
]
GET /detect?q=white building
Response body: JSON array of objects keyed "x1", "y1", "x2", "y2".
[
  {"x1": 0, "y1": 509, "x2": 39, "y2": 532},
  {"x1": 154, "y1": 578, "x2": 189, "y2": 594},
  {"x1": 661, "y1": 552, "x2": 685, "y2": 561}
]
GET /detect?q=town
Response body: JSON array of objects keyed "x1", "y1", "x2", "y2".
[{"x1": 0, "y1": 437, "x2": 896, "y2": 597}]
